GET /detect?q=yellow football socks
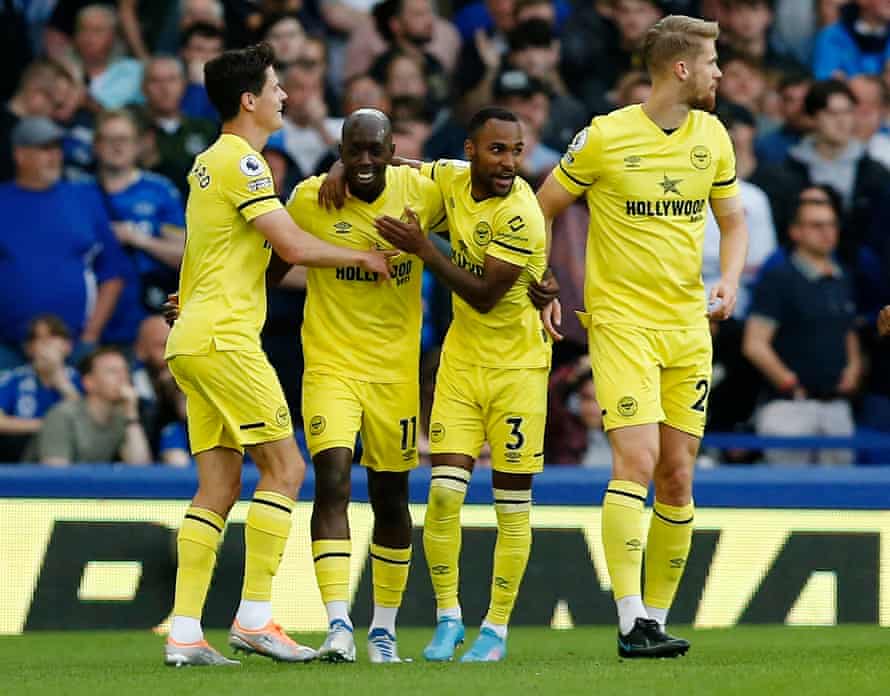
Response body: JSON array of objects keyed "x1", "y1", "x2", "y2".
[
  {"x1": 643, "y1": 499, "x2": 695, "y2": 611},
  {"x1": 173, "y1": 506, "x2": 225, "y2": 619},
  {"x1": 370, "y1": 543, "x2": 412, "y2": 608},
  {"x1": 486, "y1": 488, "x2": 532, "y2": 625},
  {"x1": 424, "y1": 466, "x2": 470, "y2": 612},
  {"x1": 602, "y1": 479, "x2": 648, "y2": 600},
  {"x1": 242, "y1": 490, "x2": 294, "y2": 601},
  {"x1": 312, "y1": 538, "x2": 352, "y2": 604}
]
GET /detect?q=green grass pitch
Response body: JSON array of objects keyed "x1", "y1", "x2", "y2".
[{"x1": 3, "y1": 626, "x2": 889, "y2": 696}]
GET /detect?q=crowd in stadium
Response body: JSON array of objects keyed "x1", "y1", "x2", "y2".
[{"x1": 1, "y1": 0, "x2": 890, "y2": 467}]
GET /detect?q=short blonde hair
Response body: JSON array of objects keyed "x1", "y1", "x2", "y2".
[{"x1": 643, "y1": 15, "x2": 719, "y2": 75}]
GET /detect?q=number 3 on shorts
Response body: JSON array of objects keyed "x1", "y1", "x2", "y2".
[{"x1": 505, "y1": 416, "x2": 525, "y2": 450}]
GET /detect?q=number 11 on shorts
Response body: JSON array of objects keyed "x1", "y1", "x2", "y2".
[{"x1": 400, "y1": 416, "x2": 417, "y2": 450}]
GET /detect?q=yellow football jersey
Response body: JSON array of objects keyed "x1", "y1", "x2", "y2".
[
  {"x1": 553, "y1": 104, "x2": 740, "y2": 330},
  {"x1": 421, "y1": 159, "x2": 550, "y2": 369},
  {"x1": 287, "y1": 166, "x2": 445, "y2": 383},
  {"x1": 166, "y1": 134, "x2": 283, "y2": 358}
]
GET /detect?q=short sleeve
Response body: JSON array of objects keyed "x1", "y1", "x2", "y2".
[
  {"x1": 552, "y1": 122, "x2": 602, "y2": 196},
  {"x1": 748, "y1": 266, "x2": 785, "y2": 325},
  {"x1": 218, "y1": 150, "x2": 283, "y2": 222},
  {"x1": 414, "y1": 174, "x2": 446, "y2": 235},
  {"x1": 34, "y1": 404, "x2": 75, "y2": 462},
  {"x1": 709, "y1": 120, "x2": 740, "y2": 200},
  {"x1": 486, "y1": 206, "x2": 536, "y2": 268},
  {"x1": 285, "y1": 177, "x2": 321, "y2": 233}
]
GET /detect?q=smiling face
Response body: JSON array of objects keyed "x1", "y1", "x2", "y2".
[
  {"x1": 466, "y1": 117, "x2": 524, "y2": 199},
  {"x1": 253, "y1": 65, "x2": 287, "y2": 131},
  {"x1": 340, "y1": 110, "x2": 394, "y2": 202}
]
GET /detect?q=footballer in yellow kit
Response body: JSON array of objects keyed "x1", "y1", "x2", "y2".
[
  {"x1": 287, "y1": 166, "x2": 444, "y2": 471},
  {"x1": 420, "y1": 158, "x2": 550, "y2": 473},
  {"x1": 374, "y1": 108, "x2": 551, "y2": 662},
  {"x1": 553, "y1": 104, "x2": 740, "y2": 437},
  {"x1": 165, "y1": 133, "x2": 292, "y2": 454}
]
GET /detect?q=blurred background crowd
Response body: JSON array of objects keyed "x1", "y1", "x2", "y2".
[{"x1": 2, "y1": 0, "x2": 890, "y2": 468}]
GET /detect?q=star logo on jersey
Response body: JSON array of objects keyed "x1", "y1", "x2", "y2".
[
  {"x1": 658, "y1": 173, "x2": 683, "y2": 196},
  {"x1": 333, "y1": 221, "x2": 352, "y2": 234}
]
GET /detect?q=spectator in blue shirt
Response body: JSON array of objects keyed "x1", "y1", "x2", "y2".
[
  {"x1": 93, "y1": 109, "x2": 185, "y2": 345},
  {"x1": 743, "y1": 197, "x2": 861, "y2": 465},
  {"x1": 812, "y1": 0, "x2": 890, "y2": 79},
  {"x1": 0, "y1": 117, "x2": 126, "y2": 371},
  {"x1": 0, "y1": 315, "x2": 81, "y2": 462}
]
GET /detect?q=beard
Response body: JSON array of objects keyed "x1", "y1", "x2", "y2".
[{"x1": 690, "y1": 89, "x2": 717, "y2": 112}]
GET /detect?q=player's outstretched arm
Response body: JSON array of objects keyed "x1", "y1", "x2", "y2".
[
  {"x1": 709, "y1": 195, "x2": 749, "y2": 321},
  {"x1": 376, "y1": 208, "x2": 521, "y2": 314},
  {"x1": 253, "y1": 208, "x2": 394, "y2": 277},
  {"x1": 266, "y1": 252, "x2": 306, "y2": 289}
]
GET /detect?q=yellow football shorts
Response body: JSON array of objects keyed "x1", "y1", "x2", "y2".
[
  {"x1": 429, "y1": 353, "x2": 547, "y2": 474},
  {"x1": 302, "y1": 371, "x2": 420, "y2": 472},
  {"x1": 167, "y1": 345, "x2": 293, "y2": 455},
  {"x1": 586, "y1": 322, "x2": 712, "y2": 437}
]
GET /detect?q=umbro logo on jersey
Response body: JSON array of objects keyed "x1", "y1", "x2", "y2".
[
  {"x1": 624, "y1": 155, "x2": 643, "y2": 169},
  {"x1": 334, "y1": 221, "x2": 352, "y2": 234}
]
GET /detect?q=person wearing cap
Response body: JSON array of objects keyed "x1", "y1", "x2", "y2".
[{"x1": 0, "y1": 116, "x2": 127, "y2": 372}]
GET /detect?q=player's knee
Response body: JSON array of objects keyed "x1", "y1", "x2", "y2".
[
  {"x1": 611, "y1": 447, "x2": 657, "y2": 481},
  {"x1": 654, "y1": 464, "x2": 693, "y2": 504},
  {"x1": 370, "y1": 479, "x2": 409, "y2": 530},
  {"x1": 276, "y1": 457, "x2": 306, "y2": 494},
  {"x1": 198, "y1": 477, "x2": 241, "y2": 515},
  {"x1": 427, "y1": 484, "x2": 464, "y2": 517},
  {"x1": 314, "y1": 467, "x2": 351, "y2": 511},
  {"x1": 372, "y1": 491, "x2": 410, "y2": 530}
]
